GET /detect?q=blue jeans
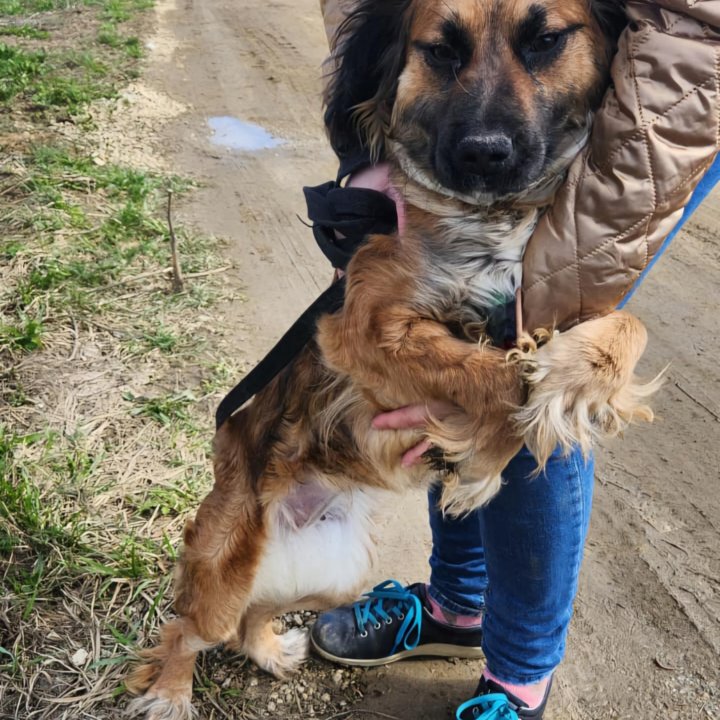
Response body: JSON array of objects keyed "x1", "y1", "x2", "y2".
[
  {"x1": 425, "y1": 154, "x2": 720, "y2": 686},
  {"x1": 428, "y1": 446, "x2": 593, "y2": 685}
]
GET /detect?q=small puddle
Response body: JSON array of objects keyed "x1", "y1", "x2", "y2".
[{"x1": 208, "y1": 116, "x2": 283, "y2": 151}]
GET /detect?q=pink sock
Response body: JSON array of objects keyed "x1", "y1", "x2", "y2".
[
  {"x1": 483, "y1": 669, "x2": 550, "y2": 711},
  {"x1": 426, "y1": 587, "x2": 483, "y2": 628}
]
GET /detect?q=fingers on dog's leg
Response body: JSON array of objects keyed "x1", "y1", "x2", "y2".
[
  {"x1": 242, "y1": 610, "x2": 310, "y2": 679},
  {"x1": 126, "y1": 618, "x2": 210, "y2": 720},
  {"x1": 515, "y1": 311, "x2": 663, "y2": 468}
]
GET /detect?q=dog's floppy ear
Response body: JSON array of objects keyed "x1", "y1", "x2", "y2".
[
  {"x1": 590, "y1": 0, "x2": 628, "y2": 47},
  {"x1": 324, "y1": 0, "x2": 413, "y2": 163}
]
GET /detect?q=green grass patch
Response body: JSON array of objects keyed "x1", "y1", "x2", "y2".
[
  {"x1": 0, "y1": 42, "x2": 116, "y2": 109},
  {"x1": 124, "y1": 389, "x2": 197, "y2": 426},
  {"x1": 0, "y1": 25, "x2": 50, "y2": 39},
  {"x1": 0, "y1": 43, "x2": 45, "y2": 101},
  {"x1": 0, "y1": 0, "x2": 114, "y2": 16},
  {"x1": 0, "y1": 313, "x2": 44, "y2": 352},
  {"x1": 0, "y1": 428, "x2": 84, "y2": 555},
  {"x1": 97, "y1": 23, "x2": 141, "y2": 57},
  {"x1": 0, "y1": 0, "x2": 152, "y2": 111},
  {"x1": 1, "y1": 147, "x2": 207, "y2": 336},
  {"x1": 101, "y1": 0, "x2": 153, "y2": 22}
]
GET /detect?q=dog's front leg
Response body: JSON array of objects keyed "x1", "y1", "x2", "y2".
[
  {"x1": 317, "y1": 237, "x2": 524, "y2": 421},
  {"x1": 513, "y1": 310, "x2": 663, "y2": 466},
  {"x1": 316, "y1": 236, "x2": 526, "y2": 513}
]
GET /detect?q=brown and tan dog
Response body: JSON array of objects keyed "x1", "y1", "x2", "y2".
[{"x1": 127, "y1": 1, "x2": 660, "y2": 717}]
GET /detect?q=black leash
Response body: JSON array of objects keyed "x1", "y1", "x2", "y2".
[
  {"x1": 215, "y1": 174, "x2": 397, "y2": 430},
  {"x1": 214, "y1": 278, "x2": 346, "y2": 429}
]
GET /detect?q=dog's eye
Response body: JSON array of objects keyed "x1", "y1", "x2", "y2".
[
  {"x1": 528, "y1": 32, "x2": 561, "y2": 54},
  {"x1": 428, "y1": 43, "x2": 460, "y2": 66}
]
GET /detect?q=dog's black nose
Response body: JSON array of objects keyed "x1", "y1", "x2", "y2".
[{"x1": 455, "y1": 134, "x2": 514, "y2": 175}]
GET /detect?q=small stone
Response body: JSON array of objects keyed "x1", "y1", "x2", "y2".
[
  {"x1": 332, "y1": 669, "x2": 344, "y2": 686},
  {"x1": 293, "y1": 614, "x2": 303, "y2": 625},
  {"x1": 320, "y1": 693, "x2": 331, "y2": 703},
  {"x1": 70, "y1": 648, "x2": 88, "y2": 666},
  {"x1": 267, "y1": 702, "x2": 276, "y2": 712},
  {"x1": 249, "y1": 677, "x2": 259, "y2": 687}
]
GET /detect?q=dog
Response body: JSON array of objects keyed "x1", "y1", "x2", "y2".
[{"x1": 127, "y1": 1, "x2": 660, "y2": 717}]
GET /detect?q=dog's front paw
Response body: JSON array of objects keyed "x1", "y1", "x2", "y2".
[
  {"x1": 506, "y1": 329, "x2": 555, "y2": 378},
  {"x1": 513, "y1": 313, "x2": 662, "y2": 469}
]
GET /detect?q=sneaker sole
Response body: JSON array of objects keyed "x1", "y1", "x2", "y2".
[{"x1": 310, "y1": 637, "x2": 484, "y2": 667}]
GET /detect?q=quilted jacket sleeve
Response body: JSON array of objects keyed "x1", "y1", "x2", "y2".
[{"x1": 522, "y1": 0, "x2": 720, "y2": 332}]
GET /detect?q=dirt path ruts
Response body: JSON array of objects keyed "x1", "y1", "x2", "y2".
[{"x1": 137, "y1": 0, "x2": 720, "y2": 717}]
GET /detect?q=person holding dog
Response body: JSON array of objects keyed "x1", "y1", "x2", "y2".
[{"x1": 308, "y1": 1, "x2": 720, "y2": 718}]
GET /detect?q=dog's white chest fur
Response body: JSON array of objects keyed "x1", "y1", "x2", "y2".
[{"x1": 415, "y1": 207, "x2": 540, "y2": 326}]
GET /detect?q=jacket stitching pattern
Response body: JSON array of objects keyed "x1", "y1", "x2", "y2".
[
  {"x1": 714, "y1": 31, "x2": 720, "y2": 148},
  {"x1": 525, "y1": 211, "x2": 655, "y2": 294},
  {"x1": 526, "y1": 83, "x2": 718, "y2": 292},
  {"x1": 529, "y1": 152, "x2": 714, "y2": 295},
  {"x1": 580, "y1": 77, "x2": 715, "y2": 182},
  {"x1": 630, "y1": 30, "x2": 655, "y2": 278}
]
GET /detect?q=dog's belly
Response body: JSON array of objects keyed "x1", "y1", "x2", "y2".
[{"x1": 250, "y1": 483, "x2": 378, "y2": 608}]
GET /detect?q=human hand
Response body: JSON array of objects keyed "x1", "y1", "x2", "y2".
[{"x1": 372, "y1": 400, "x2": 460, "y2": 468}]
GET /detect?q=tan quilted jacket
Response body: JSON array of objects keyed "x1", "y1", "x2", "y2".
[{"x1": 319, "y1": 0, "x2": 720, "y2": 332}]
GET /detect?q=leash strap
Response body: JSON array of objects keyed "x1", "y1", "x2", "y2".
[
  {"x1": 214, "y1": 176, "x2": 398, "y2": 430},
  {"x1": 215, "y1": 278, "x2": 346, "y2": 429}
]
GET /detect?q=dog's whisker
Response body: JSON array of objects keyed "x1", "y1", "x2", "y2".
[{"x1": 452, "y1": 66, "x2": 477, "y2": 97}]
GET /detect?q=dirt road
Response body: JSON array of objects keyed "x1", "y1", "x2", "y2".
[{"x1": 126, "y1": 0, "x2": 720, "y2": 716}]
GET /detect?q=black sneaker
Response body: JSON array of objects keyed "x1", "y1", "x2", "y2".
[
  {"x1": 455, "y1": 675, "x2": 553, "y2": 719},
  {"x1": 310, "y1": 579, "x2": 484, "y2": 667}
]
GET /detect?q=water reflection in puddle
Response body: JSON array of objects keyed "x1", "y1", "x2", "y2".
[{"x1": 208, "y1": 116, "x2": 283, "y2": 151}]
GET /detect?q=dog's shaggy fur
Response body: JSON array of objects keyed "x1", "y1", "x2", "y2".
[{"x1": 126, "y1": 1, "x2": 660, "y2": 717}]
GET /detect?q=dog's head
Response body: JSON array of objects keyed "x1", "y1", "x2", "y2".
[{"x1": 325, "y1": 0, "x2": 626, "y2": 203}]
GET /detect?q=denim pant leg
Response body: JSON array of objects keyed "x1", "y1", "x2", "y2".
[
  {"x1": 427, "y1": 444, "x2": 594, "y2": 684},
  {"x1": 427, "y1": 484, "x2": 488, "y2": 616},
  {"x1": 482, "y1": 445, "x2": 593, "y2": 683}
]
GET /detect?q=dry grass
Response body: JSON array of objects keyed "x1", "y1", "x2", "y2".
[
  {"x1": 0, "y1": 152, "x2": 238, "y2": 718},
  {"x1": 0, "y1": 1, "x2": 240, "y2": 716}
]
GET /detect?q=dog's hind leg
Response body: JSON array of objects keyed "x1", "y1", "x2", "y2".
[
  {"x1": 126, "y1": 617, "x2": 211, "y2": 720},
  {"x1": 126, "y1": 468, "x2": 267, "y2": 717},
  {"x1": 235, "y1": 605, "x2": 310, "y2": 679}
]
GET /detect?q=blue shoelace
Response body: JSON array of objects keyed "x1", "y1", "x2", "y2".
[
  {"x1": 456, "y1": 693, "x2": 520, "y2": 720},
  {"x1": 352, "y1": 579, "x2": 422, "y2": 655}
]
